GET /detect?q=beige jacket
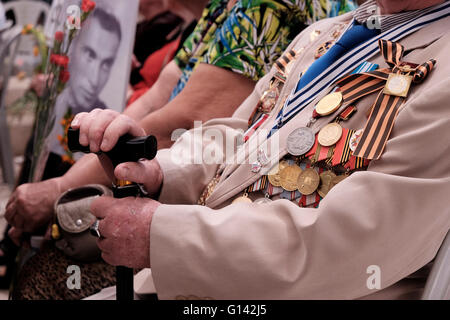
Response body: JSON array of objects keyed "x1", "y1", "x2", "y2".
[{"x1": 147, "y1": 12, "x2": 450, "y2": 299}]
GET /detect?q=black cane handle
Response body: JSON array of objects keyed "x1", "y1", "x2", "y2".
[
  {"x1": 67, "y1": 127, "x2": 158, "y2": 301},
  {"x1": 67, "y1": 127, "x2": 157, "y2": 167}
]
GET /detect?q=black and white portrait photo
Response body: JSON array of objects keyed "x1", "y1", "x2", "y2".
[{"x1": 47, "y1": 0, "x2": 138, "y2": 157}]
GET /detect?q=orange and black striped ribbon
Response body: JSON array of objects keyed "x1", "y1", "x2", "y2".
[
  {"x1": 275, "y1": 49, "x2": 298, "y2": 74},
  {"x1": 335, "y1": 40, "x2": 436, "y2": 160}
]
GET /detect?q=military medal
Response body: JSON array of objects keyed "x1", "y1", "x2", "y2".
[
  {"x1": 331, "y1": 174, "x2": 348, "y2": 189},
  {"x1": 297, "y1": 168, "x2": 320, "y2": 195},
  {"x1": 314, "y1": 40, "x2": 334, "y2": 59},
  {"x1": 251, "y1": 162, "x2": 262, "y2": 173},
  {"x1": 232, "y1": 192, "x2": 253, "y2": 204},
  {"x1": 251, "y1": 148, "x2": 271, "y2": 173},
  {"x1": 268, "y1": 161, "x2": 289, "y2": 187},
  {"x1": 349, "y1": 129, "x2": 364, "y2": 152},
  {"x1": 254, "y1": 195, "x2": 273, "y2": 204},
  {"x1": 318, "y1": 123, "x2": 343, "y2": 147},
  {"x1": 315, "y1": 91, "x2": 343, "y2": 116},
  {"x1": 258, "y1": 86, "x2": 279, "y2": 113},
  {"x1": 268, "y1": 160, "x2": 288, "y2": 187},
  {"x1": 286, "y1": 127, "x2": 316, "y2": 156},
  {"x1": 383, "y1": 73, "x2": 413, "y2": 97},
  {"x1": 317, "y1": 171, "x2": 336, "y2": 198},
  {"x1": 279, "y1": 164, "x2": 303, "y2": 192}
]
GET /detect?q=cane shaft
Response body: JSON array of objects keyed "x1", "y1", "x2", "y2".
[{"x1": 116, "y1": 266, "x2": 134, "y2": 301}]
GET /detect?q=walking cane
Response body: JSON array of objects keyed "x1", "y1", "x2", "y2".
[{"x1": 67, "y1": 128, "x2": 157, "y2": 300}]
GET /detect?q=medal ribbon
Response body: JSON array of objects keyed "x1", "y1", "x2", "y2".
[
  {"x1": 245, "y1": 49, "x2": 300, "y2": 139},
  {"x1": 270, "y1": 1, "x2": 450, "y2": 136},
  {"x1": 336, "y1": 40, "x2": 436, "y2": 160}
]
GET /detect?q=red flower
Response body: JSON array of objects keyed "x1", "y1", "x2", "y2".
[
  {"x1": 54, "y1": 31, "x2": 64, "y2": 42},
  {"x1": 59, "y1": 69, "x2": 70, "y2": 83},
  {"x1": 81, "y1": 0, "x2": 96, "y2": 13},
  {"x1": 50, "y1": 54, "x2": 70, "y2": 69}
]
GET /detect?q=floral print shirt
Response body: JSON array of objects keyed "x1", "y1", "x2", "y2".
[{"x1": 171, "y1": 0, "x2": 357, "y2": 99}]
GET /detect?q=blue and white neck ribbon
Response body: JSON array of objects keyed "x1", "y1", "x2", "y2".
[
  {"x1": 268, "y1": 1, "x2": 450, "y2": 137},
  {"x1": 351, "y1": 61, "x2": 378, "y2": 74}
]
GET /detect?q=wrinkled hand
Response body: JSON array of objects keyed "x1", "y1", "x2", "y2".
[
  {"x1": 90, "y1": 196, "x2": 161, "y2": 268},
  {"x1": 71, "y1": 109, "x2": 146, "y2": 153},
  {"x1": 114, "y1": 159, "x2": 163, "y2": 198},
  {"x1": 5, "y1": 178, "x2": 63, "y2": 245}
]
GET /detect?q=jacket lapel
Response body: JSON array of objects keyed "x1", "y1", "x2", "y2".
[{"x1": 205, "y1": 14, "x2": 450, "y2": 208}]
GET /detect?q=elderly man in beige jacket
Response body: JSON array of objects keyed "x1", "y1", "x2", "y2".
[{"x1": 44, "y1": 0, "x2": 450, "y2": 299}]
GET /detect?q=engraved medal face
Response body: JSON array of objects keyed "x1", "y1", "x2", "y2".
[
  {"x1": 297, "y1": 168, "x2": 320, "y2": 195},
  {"x1": 315, "y1": 91, "x2": 343, "y2": 116},
  {"x1": 383, "y1": 73, "x2": 413, "y2": 97},
  {"x1": 280, "y1": 164, "x2": 303, "y2": 192},
  {"x1": 286, "y1": 127, "x2": 315, "y2": 156},
  {"x1": 317, "y1": 171, "x2": 337, "y2": 198},
  {"x1": 268, "y1": 160, "x2": 289, "y2": 187},
  {"x1": 318, "y1": 123, "x2": 343, "y2": 147}
]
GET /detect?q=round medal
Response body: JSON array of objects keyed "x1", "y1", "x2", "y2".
[
  {"x1": 232, "y1": 196, "x2": 253, "y2": 204},
  {"x1": 331, "y1": 174, "x2": 348, "y2": 189},
  {"x1": 317, "y1": 171, "x2": 337, "y2": 198},
  {"x1": 254, "y1": 197, "x2": 273, "y2": 204},
  {"x1": 280, "y1": 164, "x2": 303, "y2": 192},
  {"x1": 297, "y1": 168, "x2": 320, "y2": 195},
  {"x1": 315, "y1": 91, "x2": 343, "y2": 116},
  {"x1": 286, "y1": 127, "x2": 315, "y2": 156},
  {"x1": 318, "y1": 123, "x2": 343, "y2": 147},
  {"x1": 267, "y1": 161, "x2": 288, "y2": 187},
  {"x1": 350, "y1": 129, "x2": 364, "y2": 152}
]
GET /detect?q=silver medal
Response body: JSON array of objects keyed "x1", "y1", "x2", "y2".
[{"x1": 286, "y1": 127, "x2": 315, "y2": 156}]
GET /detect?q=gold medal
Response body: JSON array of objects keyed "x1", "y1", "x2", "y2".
[
  {"x1": 297, "y1": 168, "x2": 320, "y2": 195},
  {"x1": 280, "y1": 164, "x2": 303, "y2": 192},
  {"x1": 232, "y1": 193, "x2": 253, "y2": 204},
  {"x1": 268, "y1": 161, "x2": 289, "y2": 187},
  {"x1": 315, "y1": 91, "x2": 343, "y2": 116},
  {"x1": 318, "y1": 123, "x2": 343, "y2": 147},
  {"x1": 317, "y1": 171, "x2": 337, "y2": 198},
  {"x1": 383, "y1": 73, "x2": 413, "y2": 97},
  {"x1": 330, "y1": 174, "x2": 348, "y2": 189}
]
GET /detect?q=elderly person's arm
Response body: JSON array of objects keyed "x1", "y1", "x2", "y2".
[
  {"x1": 139, "y1": 63, "x2": 255, "y2": 149},
  {"x1": 4, "y1": 58, "x2": 255, "y2": 240}
]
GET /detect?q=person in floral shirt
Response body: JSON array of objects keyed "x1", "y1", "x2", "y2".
[{"x1": 171, "y1": 0, "x2": 358, "y2": 98}]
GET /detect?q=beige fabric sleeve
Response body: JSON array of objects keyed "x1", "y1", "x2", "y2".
[{"x1": 150, "y1": 75, "x2": 450, "y2": 299}]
